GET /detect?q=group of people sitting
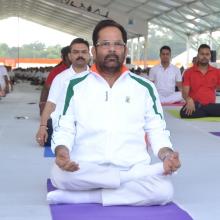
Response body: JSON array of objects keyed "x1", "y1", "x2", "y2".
[
  {"x1": 148, "y1": 44, "x2": 220, "y2": 118},
  {"x1": 13, "y1": 66, "x2": 53, "y2": 86},
  {"x1": 34, "y1": 19, "x2": 219, "y2": 208},
  {"x1": 0, "y1": 65, "x2": 53, "y2": 98}
]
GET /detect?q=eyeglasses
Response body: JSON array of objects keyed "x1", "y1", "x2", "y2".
[
  {"x1": 70, "y1": 50, "x2": 89, "y2": 55},
  {"x1": 96, "y1": 41, "x2": 125, "y2": 49}
]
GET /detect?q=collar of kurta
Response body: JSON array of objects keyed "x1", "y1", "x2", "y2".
[
  {"x1": 70, "y1": 65, "x2": 90, "y2": 73},
  {"x1": 193, "y1": 64, "x2": 216, "y2": 73},
  {"x1": 90, "y1": 64, "x2": 128, "y2": 76},
  {"x1": 159, "y1": 63, "x2": 172, "y2": 69}
]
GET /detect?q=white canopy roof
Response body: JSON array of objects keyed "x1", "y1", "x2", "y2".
[{"x1": 0, "y1": 0, "x2": 220, "y2": 43}]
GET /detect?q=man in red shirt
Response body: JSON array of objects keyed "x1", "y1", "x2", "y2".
[
  {"x1": 180, "y1": 44, "x2": 220, "y2": 118},
  {"x1": 39, "y1": 46, "x2": 71, "y2": 115}
]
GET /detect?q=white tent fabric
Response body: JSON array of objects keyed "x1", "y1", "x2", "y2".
[
  {"x1": 172, "y1": 48, "x2": 197, "y2": 67},
  {"x1": 0, "y1": 0, "x2": 220, "y2": 42}
]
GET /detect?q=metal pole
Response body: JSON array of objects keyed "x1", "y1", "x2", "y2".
[
  {"x1": 130, "y1": 38, "x2": 134, "y2": 64},
  {"x1": 186, "y1": 34, "x2": 191, "y2": 68},
  {"x1": 17, "y1": 16, "x2": 20, "y2": 68},
  {"x1": 143, "y1": 22, "x2": 148, "y2": 68}
]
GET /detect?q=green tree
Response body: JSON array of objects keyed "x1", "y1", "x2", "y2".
[
  {"x1": 128, "y1": 24, "x2": 186, "y2": 60},
  {"x1": 0, "y1": 43, "x2": 10, "y2": 57},
  {"x1": 0, "y1": 42, "x2": 62, "y2": 58},
  {"x1": 46, "y1": 45, "x2": 62, "y2": 58},
  {"x1": 146, "y1": 24, "x2": 186, "y2": 59},
  {"x1": 8, "y1": 47, "x2": 19, "y2": 58}
]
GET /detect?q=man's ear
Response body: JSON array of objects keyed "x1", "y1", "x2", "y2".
[
  {"x1": 125, "y1": 46, "x2": 128, "y2": 57},
  {"x1": 123, "y1": 46, "x2": 129, "y2": 63},
  {"x1": 68, "y1": 53, "x2": 71, "y2": 62},
  {"x1": 91, "y1": 46, "x2": 96, "y2": 61}
]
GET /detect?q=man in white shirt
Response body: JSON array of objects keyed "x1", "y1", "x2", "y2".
[
  {"x1": 36, "y1": 38, "x2": 90, "y2": 146},
  {"x1": 47, "y1": 20, "x2": 181, "y2": 206},
  {"x1": 149, "y1": 46, "x2": 183, "y2": 103},
  {"x1": 0, "y1": 65, "x2": 9, "y2": 96}
]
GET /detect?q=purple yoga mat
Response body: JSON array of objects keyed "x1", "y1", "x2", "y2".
[
  {"x1": 47, "y1": 179, "x2": 193, "y2": 220},
  {"x1": 210, "y1": 132, "x2": 220, "y2": 137}
]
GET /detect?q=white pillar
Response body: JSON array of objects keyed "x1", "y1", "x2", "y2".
[
  {"x1": 17, "y1": 16, "x2": 20, "y2": 68},
  {"x1": 198, "y1": 34, "x2": 200, "y2": 47},
  {"x1": 209, "y1": 31, "x2": 213, "y2": 49},
  {"x1": 137, "y1": 37, "x2": 140, "y2": 62},
  {"x1": 186, "y1": 35, "x2": 191, "y2": 68},
  {"x1": 143, "y1": 22, "x2": 149, "y2": 68},
  {"x1": 130, "y1": 38, "x2": 134, "y2": 64}
]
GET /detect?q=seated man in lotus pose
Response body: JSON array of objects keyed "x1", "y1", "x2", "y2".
[
  {"x1": 47, "y1": 19, "x2": 181, "y2": 206},
  {"x1": 149, "y1": 46, "x2": 183, "y2": 104},
  {"x1": 180, "y1": 44, "x2": 220, "y2": 118}
]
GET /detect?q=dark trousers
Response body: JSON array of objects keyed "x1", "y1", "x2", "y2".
[
  {"x1": 180, "y1": 102, "x2": 220, "y2": 118},
  {"x1": 44, "y1": 118, "x2": 53, "y2": 146}
]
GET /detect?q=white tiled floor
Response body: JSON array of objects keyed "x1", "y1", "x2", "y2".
[
  {"x1": 0, "y1": 82, "x2": 53, "y2": 220},
  {"x1": 0, "y1": 82, "x2": 220, "y2": 220},
  {"x1": 163, "y1": 107, "x2": 220, "y2": 220}
]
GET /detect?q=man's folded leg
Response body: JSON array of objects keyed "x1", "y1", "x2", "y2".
[
  {"x1": 120, "y1": 162, "x2": 164, "y2": 183},
  {"x1": 160, "y1": 92, "x2": 182, "y2": 103},
  {"x1": 51, "y1": 161, "x2": 164, "y2": 191},
  {"x1": 51, "y1": 162, "x2": 121, "y2": 191},
  {"x1": 47, "y1": 173, "x2": 172, "y2": 206},
  {"x1": 102, "y1": 174, "x2": 173, "y2": 206},
  {"x1": 48, "y1": 162, "x2": 169, "y2": 205},
  {"x1": 47, "y1": 188, "x2": 102, "y2": 204}
]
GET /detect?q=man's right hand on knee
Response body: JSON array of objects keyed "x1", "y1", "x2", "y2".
[{"x1": 55, "y1": 145, "x2": 79, "y2": 172}]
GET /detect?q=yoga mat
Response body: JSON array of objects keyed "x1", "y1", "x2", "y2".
[
  {"x1": 47, "y1": 179, "x2": 193, "y2": 220},
  {"x1": 44, "y1": 146, "x2": 55, "y2": 157},
  {"x1": 210, "y1": 132, "x2": 220, "y2": 137},
  {"x1": 166, "y1": 109, "x2": 220, "y2": 122}
]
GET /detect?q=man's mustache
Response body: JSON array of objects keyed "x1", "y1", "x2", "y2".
[
  {"x1": 200, "y1": 58, "x2": 209, "y2": 62},
  {"x1": 104, "y1": 54, "x2": 119, "y2": 61},
  {"x1": 76, "y1": 57, "x2": 85, "y2": 61}
]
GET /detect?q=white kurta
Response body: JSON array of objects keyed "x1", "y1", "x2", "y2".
[
  {"x1": 149, "y1": 64, "x2": 182, "y2": 103},
  {"x1": 0, "y1": 65, "x2": 8, "y2": 90},
  {"x1": 47, "y1": 65, "x2": 89, "y2": 126},
  {"x1": 49, "y1": 66, "x2": 174, "y2": 205}
]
